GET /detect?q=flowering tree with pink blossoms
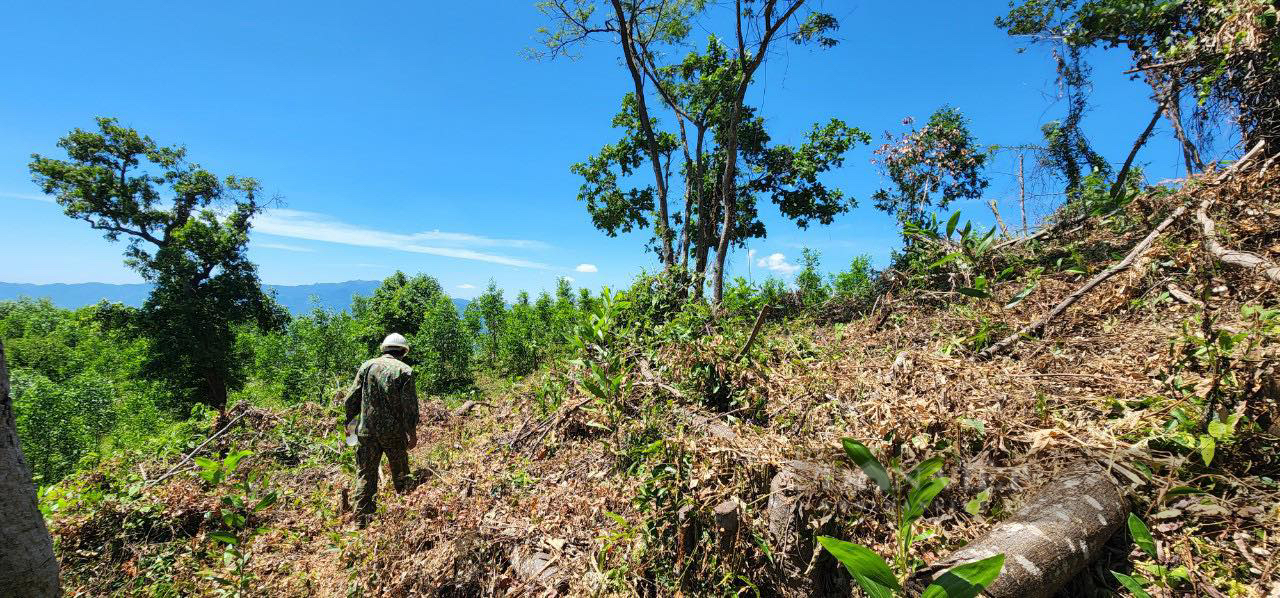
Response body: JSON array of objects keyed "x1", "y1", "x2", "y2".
[{"x1": 871, "y1": 107, "x2": 990, "y2": 226}]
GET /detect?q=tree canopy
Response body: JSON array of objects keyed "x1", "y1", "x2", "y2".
[{"x1": 29, "y1": 118, "x2": 286, "y2": 410}]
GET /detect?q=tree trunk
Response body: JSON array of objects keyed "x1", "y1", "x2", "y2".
[
  {"x1": 914, "y1": 465, "x2": 1127, "y2": 598},
  {"x1": 1018, "y1": 153, "x2": 1028, "y2": 235},
  {"x1": 1161, "y1": 81, "x2": 1204, "y2": 175},
  {"x1": 610, "y1": 0, "x2": 674, "y2": 267},
  {"x1": 0, "y1": 339, "x2": 61, "y2": 597},
  {"x1": 1110, "y1": 100, "x2": 1164, "y2": 200}
]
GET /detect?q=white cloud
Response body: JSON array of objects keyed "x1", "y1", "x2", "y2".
[
  {"x1": 253, "y1": 208, "x2": 553, "y2": 270},
  {"x1": 0, "y1": 191, "x2": 54, "y2": 203},
  {"x1": 756, "y1": 252, "x2": 799, "y2": 275},
  {"x1": 575, "y1": 263, "x2": 598, "y2": 273},
  {"x1": 563, "y1": 276, "x2": 575, "y2": 283},
  {"x1": 255, "y1": 242, "x2": 314, "y2": 252},
  {"x1": 457, "y1": 283, "x2": 476, "y2": 289}
]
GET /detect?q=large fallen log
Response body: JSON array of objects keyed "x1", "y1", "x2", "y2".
[{"x1": 914, "y1": 466, "x2": 1128, "y2": 598}]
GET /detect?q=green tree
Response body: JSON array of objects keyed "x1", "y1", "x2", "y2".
[
  {"x1": 241, "y1": 303, "x2": 364, "y2": 405},
  {"x1": 537, "y1": 1, "x2": 858, "y2": 303},
  {"x1": 794, "y1": 248, "x2": 830, "y2": 307},
  {"x1": 499, "y1": 292, "x2": 539, "y2": 377},
  {"x1": 0, "y1": 299, "x2": 168, "y2": 483},
  {"x1": 413, "y1": 294, "x2": 474, "y2": 393},
  {"x1": 831, "y1": 255, "x2": 876, "y2": 302},
  {"x1": 352, "y1": 271, "x2": 445, "y2": 351},
  {"x1": 872, "y1": 107, "x2": 990, "y2": 226},
  {"x1": 29, "y1": 118, "x2": 285, "y2": 410},
  {"x1": 464, "y1": 281, "x2": 507, "y2": 367}
]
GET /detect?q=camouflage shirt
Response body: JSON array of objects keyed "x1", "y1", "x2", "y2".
[{"x1": 344, "y1": 354, "x2": 419, "y2": 446}]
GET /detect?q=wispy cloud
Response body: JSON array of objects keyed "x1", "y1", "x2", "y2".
[
  {"x1": 575, "y1": 263, "x2": 598, "y2": 273},
  {"x1": 457, "y1": 283, "x2": 476, "y2": 289},
  {"x1": 755, "y1": 252, "x2": 799, "y2": 275},
  {"x1": 0, "y1": 191, "x2": 54, "y2": 203},
  {"x1": 255, "y1": 241, "x2": 315, "y2": 252},
  {"x1": 253, "y1": 209, "x2": 553, "y2": 270}
]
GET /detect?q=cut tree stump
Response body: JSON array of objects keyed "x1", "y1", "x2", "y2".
[
  {"x1": 914, "y1": 466, "x2": 1128, "y2": 598},
  {"x1": 766, "y1": 461, "x2": 873, "y2": 597}
]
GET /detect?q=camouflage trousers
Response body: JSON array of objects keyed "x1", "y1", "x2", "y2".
[{"x1": 353, "y1": 436, "x2": 411, "y2": 520}]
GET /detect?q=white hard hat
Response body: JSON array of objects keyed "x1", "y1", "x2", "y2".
[{"x1": 380, "y1": 333, "x2": 410, "y2": 353}]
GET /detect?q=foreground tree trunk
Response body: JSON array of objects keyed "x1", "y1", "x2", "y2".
[
  {"x1": 0, "y1": 339, "x2": 61, "y2": 596},
  {"x1": 914, "y1": 465, "x2": 1127, "y2": 598}
]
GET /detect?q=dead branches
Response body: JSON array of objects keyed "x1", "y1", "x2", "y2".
[
  {"x1": 979, "y1": 203, "x2": 1189, "y2": 360},
  {"x1": 1196, "y1": 200, "x2": 1280, "y2": 284},
  {"x1": 735, "y1": 304, "x2": 773, "y2": 360},
  {"x1": 148, "y1": 408, "x2": 249, "y2": 487},
  {"x1": 981, "y1": 140, "x2": 1271, "y2": 359}
]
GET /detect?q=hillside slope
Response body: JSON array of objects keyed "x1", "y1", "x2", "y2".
[{"x1": 44, "y1": 162, "x2": 1280, "y2": 597}]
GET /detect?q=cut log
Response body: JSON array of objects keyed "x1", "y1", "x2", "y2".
[
  {"x1": 1166, "y1": 284, "x2": 1205, "y2": 307},
  {"x1": 713, "y1": 498, "x2": 740, "y2": 552},
  {"x1": 766, "y1": 461, "x2": 868, "y2": 597},
  {"x1": 914, "y1": 466, "x2": 1128, "y2": 598},
  {"x1": 451, "y1": 400, "x2": 492, "y2": 418}
]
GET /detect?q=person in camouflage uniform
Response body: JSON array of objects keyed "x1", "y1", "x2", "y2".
[{"x1": 344, "y1": 333, "x2": 420, "y2": 525}]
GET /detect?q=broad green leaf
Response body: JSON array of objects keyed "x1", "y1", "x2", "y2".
[
  {"x1": 253, "y1": 491, "x2": 278, "y2": 513},
  {"x1": 1127, "y1": 513, "x2": 1157, "y2": 559},
  {"x1": 921, "y1": 553, "x2": 1005, "y2": 598},
  {"x1": 1207, "y1": 419, "x2": 1230, "y2": 440},
  {"x1": 580, "y1": 379, "x2": 607, "y2": 400},
  {"x1": 194, "y1": 457, "x2": 218, "y2": 469},
  {"x1": 841, "y1": 438, "x2": 890, "y2": 493},
  {"x1": 852, "y1": 573, "x2": 896, "y2": 598},
  {"x1": 1111, "y1": 571, "x2": 1152, "y2": 598},
  {"x1": 1004, "y1": 283, "x2": 1037, "y2": 309},
  {"x1": 1199, "y1": 434, "x2": 1215, "y2": 466},
  {"x1": 907, "y1": 477, "x2": 950, "y2": 520},
  {"x1": 1163, "y1": 485, "x2": 1205, "y2": 500},
  {"x1": 965, "y1": 488, "x2": 992, "y2": 516},
  {"x1": 816, "y1": 536, "x2": 900, "y2": 593},
  {"x1": 907, "y1": 457, "x2": 944, "y2": 488},
  {"x1": 929, "y1": 252, "x2": 962, "y2": 269},
  {"x1": 957, "y1": 287, "x2": 992, "y2": 299},
  {"x1": 223, "y1": 450, "x2": 251, "y2": 474},
  {"x1": 975, "y1": 229, "x2": 996, "y2": 254},
  {"x1": 208, "y1": 531, "x2": 238, "y2": 546},
  {"x1": 946, "y1": 211, "x2": 962, "y2": 238}
]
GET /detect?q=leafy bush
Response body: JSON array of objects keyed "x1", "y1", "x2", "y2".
[
  {"x1": 831, "y1": 254, "x2": 876, "y2": 302},
  {"x1": 11, "y1": 371, "x2": 114, "y2": 484}
]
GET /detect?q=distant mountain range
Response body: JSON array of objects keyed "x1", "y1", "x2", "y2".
[{"x1": 0, "y1": 280, "x2": 470, "y2": 315}]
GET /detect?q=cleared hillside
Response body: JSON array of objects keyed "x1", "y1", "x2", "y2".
[{"x1": 44, "y1": 161, "x2": 1280, "y2": 597}]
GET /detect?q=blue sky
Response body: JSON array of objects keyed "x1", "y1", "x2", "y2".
[{"x1": 0, "y1": 1, "x2": 1208, "y2": 299}]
